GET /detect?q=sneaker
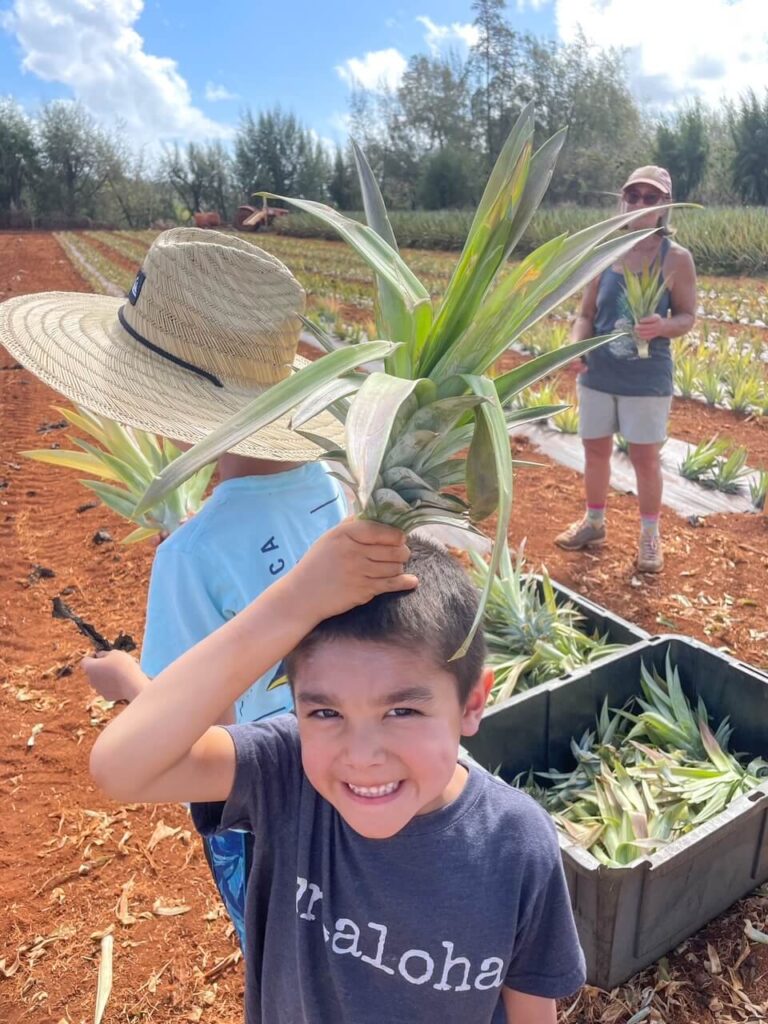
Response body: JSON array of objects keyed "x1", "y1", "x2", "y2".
[
  {"x1": 555, "y1": 517, "x2": 606, "y2": 551},
  {"x1": 637, "y1": 532, "x2": 664, "y2": 572}
]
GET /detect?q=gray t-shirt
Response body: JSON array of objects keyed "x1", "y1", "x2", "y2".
[{"x1": 191, "y1": 716, "x2": 585, "y2": 1024}]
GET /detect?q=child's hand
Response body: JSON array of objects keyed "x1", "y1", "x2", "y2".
[
  {"x1": 286, "y1": 517, "x2": 418, "y2": 623},
  {"x1": 81, "y1": 649, "x2": 149, "y2": 703}
]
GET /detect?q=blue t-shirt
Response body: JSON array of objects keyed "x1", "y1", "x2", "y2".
[
  {"x1": 141, "y1": 462, "x2": 345, "y2": 721},
  {"x1": 192, "y1": 716, "x2": 586, "y2": 1024},
  {"x1": 141, "y1": 462, "x2": 346, "y2": 943}
]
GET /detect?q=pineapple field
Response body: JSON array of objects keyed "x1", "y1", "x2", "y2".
[{"x1": 2, "y1": 217, "x2": 768, "y2": 1024}]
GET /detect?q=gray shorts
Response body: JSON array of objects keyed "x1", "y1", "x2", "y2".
[{"x1": 577, "y1": 381, "x2": 671, "y2": 444}]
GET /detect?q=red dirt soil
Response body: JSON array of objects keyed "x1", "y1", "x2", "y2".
[{"x1": 1, "y1": 233, "x2": 768, "y2": 1024}]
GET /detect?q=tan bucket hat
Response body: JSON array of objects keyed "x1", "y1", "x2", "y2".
[
  {"x1": 0, "y1": 228, "x2": 344, "y2": 460},
  {"x1": 621, "y1": 166, "x2": 672, "y2": 195}
]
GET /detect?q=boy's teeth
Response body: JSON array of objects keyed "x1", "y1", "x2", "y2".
[{"x1": 348, "y1": 781, "x2": 399, "y2": 798}]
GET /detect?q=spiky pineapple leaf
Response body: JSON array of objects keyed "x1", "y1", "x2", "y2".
[
  {"x1": 259, "y1": 190, "x2": 434, "y2": 378},
  {"x1": 291, "y1": 377, "x2": 362, "y2": 429},
  {"x1": 135, "y1": 340, "x2": 395, "y2": 515},
  {"x1": 465, "y1": 408, "x2": 498, "y2": 522},
  {"x1": 346, "y1": 372, "x2": 422, "y2": 509},
  {"x1": 419, "y1": 104, "x2": 536, "y2": 373},
  {"x1": 350, "y1": 140, "x2": 424, "y2": 376},
  {"x1": 453, "y1": 374, "x2": 513, "y2": 660},
  {"x1": 350, "y1": 139, "x2": 398, "y2": 251},
  {"x1": 21, "y1": 448, "x2": 123, "y2": 482}
]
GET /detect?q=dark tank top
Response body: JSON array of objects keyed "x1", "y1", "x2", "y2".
[{"x1": 580, "y1": 236, "x2": 673, "y2": 396}]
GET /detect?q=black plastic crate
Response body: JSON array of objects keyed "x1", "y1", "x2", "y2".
[{"x1": 465, "y1": 635, "x2": 768, "y2": 989}]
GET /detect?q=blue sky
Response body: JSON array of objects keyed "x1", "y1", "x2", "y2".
[{"x1": 0, "y1": 1, "x2": 765, "y2": 150}]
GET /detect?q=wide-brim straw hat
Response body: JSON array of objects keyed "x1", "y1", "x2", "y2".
[{"x1": 0, "y1": 228, "x2": 344, "y2": 460}]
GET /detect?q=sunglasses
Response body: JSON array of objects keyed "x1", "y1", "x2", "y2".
[{"x1": 623, "y1": 188, "x2": 665, "y2": 206}]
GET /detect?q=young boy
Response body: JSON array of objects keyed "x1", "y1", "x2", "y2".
[{"x1": 86, "y1": 518, "x2": 585, "y2": 1023}]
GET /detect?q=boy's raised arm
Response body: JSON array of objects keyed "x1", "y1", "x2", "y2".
[{"x1": 88, "y1": 519, "x2": 416, "y2": 804}]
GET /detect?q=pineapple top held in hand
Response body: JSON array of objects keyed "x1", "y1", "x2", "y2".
[{"x1": 621, "y1": 262, "x2": 670, "y2": 358}]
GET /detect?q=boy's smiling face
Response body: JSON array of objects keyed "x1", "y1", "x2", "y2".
[{"x1": 293, "y1": 638, "x2": 492, "y2": 840}]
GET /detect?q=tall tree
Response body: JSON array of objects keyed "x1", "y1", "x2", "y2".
[
  {"x1": 35, "y1": 102, "x2": 112, "y2": 219},
  {"x1": 294, "y1": 133, "x2": 331, "y2": 200},
  {"x1": 328, "y1": 144, "x2": 357, "y2": 209},
  {"x1": 161, "y1": 142, "x2": 233, "y2": 218},
  {"x1": 234, "y1": 108, "x2": 327, "y2": 201},
  {"x1": 536, "y1": 35, "x2": 649, "y2": 202},
  {"x1": 469, "y1": 0, "x2": 522, "y2": 166},
  {"x1": 398, "y1": 53, "x2": 473, "y2": 152},
  {"x1": 730, "y1": 90, "x2": 768, "y2": 205},
  {"x1": 654, "y1": 102, "x2": 708, "y2": 200},
  {"x1": 417, "y1": 149, "x2": 475, "y2": 209},
  {"x1": 0, "y1": 98, "x2": 38, "y2": 219}
]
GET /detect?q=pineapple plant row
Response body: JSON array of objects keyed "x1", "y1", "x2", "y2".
[
  {"x1": 678, "y1": 435, "x2": 752, "y2": 494},
  {"x1": 674, "y1": 335, "x2": 768, "y2": 415}
]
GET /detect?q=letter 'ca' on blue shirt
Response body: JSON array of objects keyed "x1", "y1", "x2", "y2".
[{"x1": 140, "y1": 462, "x2": 346, "y2": 723}]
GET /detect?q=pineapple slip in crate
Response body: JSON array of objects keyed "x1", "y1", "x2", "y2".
[
  {"x1": 464, "y1": 635, "x2": 768, "y2": 989},
  {"x1": 480, "y1": 571, "x2": 650, "y2": 706}
]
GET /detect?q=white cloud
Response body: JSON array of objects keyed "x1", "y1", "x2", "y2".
[
  {"x1": 335, "y1": 18, "x2": 480, "y2": 95},
  {"x1": 515, "y1": 0, "x2": 552, "y2": 10},
  {"x1": 554, "y1": 0, "x2": 768, "y2": 107},
  {"x1": 205, "y1": 81, "x2": 238, "y2": 102},
  {"x1": 3, "y1": 0, "x2": 232, "y2": 142},
  {"x1": 335, "y1": 48, "x2": 407, "y2": 92},
  {"x1": 416, "y1": 16, "x2": 479, "y2": 55}
]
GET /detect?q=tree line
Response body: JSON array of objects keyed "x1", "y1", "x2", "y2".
[{"x1": 1, "y1": 0, "x2": 767, "y2": 230}]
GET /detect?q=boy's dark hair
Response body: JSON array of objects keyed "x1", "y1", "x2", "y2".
[{"x1": 286, "y1": 537, "x2": 487, "y2": 703}]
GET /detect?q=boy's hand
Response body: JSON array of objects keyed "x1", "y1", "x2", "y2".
[
  {"x1": 82, "y1": 649, "x2": 149, "y2": 703},
  {"x1": 284, "y1": 517, "x2": 418, "y2": 624}
]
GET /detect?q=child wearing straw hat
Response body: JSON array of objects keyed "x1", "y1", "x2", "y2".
[{"x1": 0, "y1": 228, "x2": 347, "y2": 948}]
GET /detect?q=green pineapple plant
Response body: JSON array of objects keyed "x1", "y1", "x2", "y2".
[
  {"x1": 516, "y1": 656, "x2": 768, "y2": 867},
  {"x1": 552, "y1": 403, "x2": 579, "y2": 434},
  {"x1": 678, "y1": 436, "x2": 730, "y2": 482},
  {"x1": 727, "y1": 368, "x2": 763, "y2": 414},
  {"x1": 679, "y1": 435, "x2": 750, "y2": 494},
  {"x1": 469, "y1": 545, "x2": 625, "y2": 704},
  {"x1": 698, "y1": 364, "x2": 724, "y2": 405},
  {"x1": 673, "y1": 347, "x2": 698, "y2": 398},
  {"x1": 704, "y1": 444, "x2": 751, "y2": 494},
  {"x1": 750, "y1": 468, "x2": 768, "y2": 510},
  {"x1": 23, "y1": 406, "x2": 215, "y2": 542},
  {"x1": 622, "y1": 263, "x2": 669, "y2": 358},
  {"x1": 137, "y1": 105, "x2": 678, "y2": 651}
]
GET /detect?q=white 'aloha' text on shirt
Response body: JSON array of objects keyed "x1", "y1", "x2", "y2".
[{"x1": 296, "y1": 876, "x2": 506, "y2": 993}]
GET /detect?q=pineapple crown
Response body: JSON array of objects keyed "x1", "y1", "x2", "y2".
[{"x1": 285, "y1": 538, "x2": 487, "y2": 702}]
